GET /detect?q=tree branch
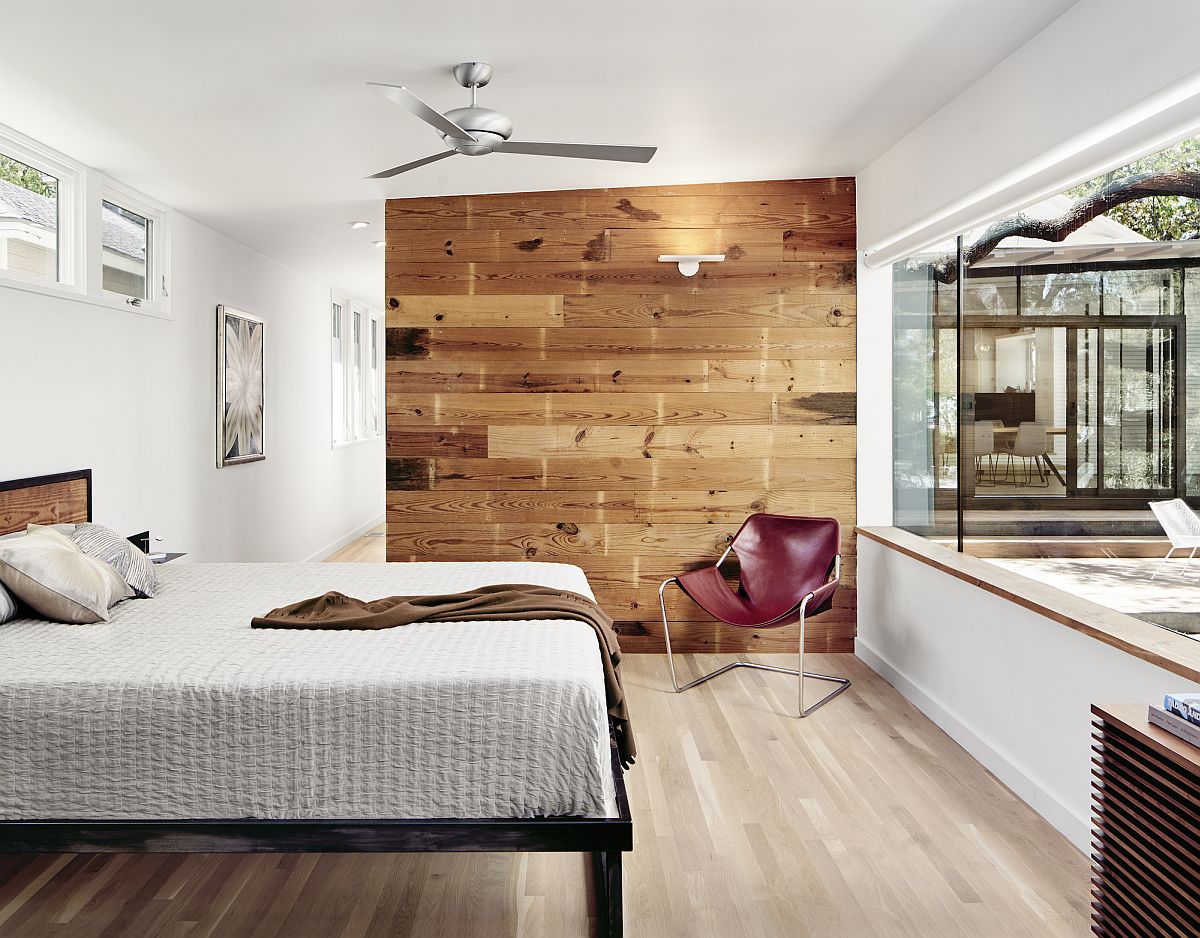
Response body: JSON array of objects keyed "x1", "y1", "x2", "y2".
[{"x1": 913, "y1": 171, "x2": 1200, "y2": 284}]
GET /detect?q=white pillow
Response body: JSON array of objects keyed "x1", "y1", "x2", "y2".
[{"x1": 0, "y1": 526, "x2": 132, "y2": 623}]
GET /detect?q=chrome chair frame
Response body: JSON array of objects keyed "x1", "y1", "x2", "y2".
[{"x1": 658, "y1": 551, "x2": 850, "y2": 718}]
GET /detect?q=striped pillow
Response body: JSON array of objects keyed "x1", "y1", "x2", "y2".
[
  {"x1": 0, "y1": 580, "x2": 14, "y2": 623},
  {"x1": 66, "y1": 523, "x2": 159, "y2": 598}
]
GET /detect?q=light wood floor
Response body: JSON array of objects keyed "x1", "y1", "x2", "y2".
[{"x1": 0, "y1": 530, "x2": 1091, "y2": 937}]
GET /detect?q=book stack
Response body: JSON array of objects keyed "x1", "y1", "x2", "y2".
[{"x1": 1148, "y1": 693, "x2": 1200, "y2": 748}]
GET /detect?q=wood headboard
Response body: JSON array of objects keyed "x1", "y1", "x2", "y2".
[{"x1": 0, "y1": 470, "x2": 92, "y2": 536}]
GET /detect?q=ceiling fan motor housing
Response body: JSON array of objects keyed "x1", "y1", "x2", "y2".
[{"x1": 441, "y1": 106, "x2": 513, "y2": 155}]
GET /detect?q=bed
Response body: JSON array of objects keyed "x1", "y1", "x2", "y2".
[{"x1": 0, "y1": 470, "x2": 631, "y2": 937}]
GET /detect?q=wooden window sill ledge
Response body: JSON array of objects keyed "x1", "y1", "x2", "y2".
[{"x1": 857, "y1": 525, "x2": 1200, "y2": 685}]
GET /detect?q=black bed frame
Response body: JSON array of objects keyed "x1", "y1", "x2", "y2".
[{"x1": 0, "y1": 470, "x2": 632, "y2": 938}]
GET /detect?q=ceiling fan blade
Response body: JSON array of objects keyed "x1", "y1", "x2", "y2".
[
  {"x1": 367, "y1": 150, "x2": 457, "y2": 179},
  {"x1": 500, "y1": 141, "x2": 657, "y2": 163},
  {"x1": 367, "y1": 82, "x2": 477, "y2": 140}
]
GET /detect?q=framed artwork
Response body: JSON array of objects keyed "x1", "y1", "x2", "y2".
[{"x1": 216, "y1": 305, "x2": 265, "y2": 467}]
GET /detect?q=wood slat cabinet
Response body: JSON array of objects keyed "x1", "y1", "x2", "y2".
[
  {"x1": 1091, "y1": 704, "x2": 1200, "y2": 937},
  {"x1": 384, "y1": 178, "x2": 857, "y2": 652}
]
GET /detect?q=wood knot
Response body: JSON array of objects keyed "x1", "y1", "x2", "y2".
[
  {"x1": 516, "y1": 237, "x2": 544, "y2": 252},
  {"x1": 434, "y1": 313, "x2": 444, "y2": 321},
  {"x1": 725, "y1": 244, "x2": 745, "y2": 260},
  {"x1": 582, "y1": 232, "x2": 609, "y2": 262},
  {"x1": 557, "y1": 522, "x2": 580, "y2": 535},
  {"x1": 387, "y1": 297, "x2": 399, "y2": 309},
  {"x1": 614, "y1": 198, "x2": 660, "y2": 221}
]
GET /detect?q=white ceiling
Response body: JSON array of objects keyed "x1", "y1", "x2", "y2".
[{"x1": 4, "y1": 0, "x2": 1077, "y2": 303}]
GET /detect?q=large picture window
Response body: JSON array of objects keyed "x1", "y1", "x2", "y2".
[{"x1": 892, "y1": 134, "x2": 1200, "y2": 543}]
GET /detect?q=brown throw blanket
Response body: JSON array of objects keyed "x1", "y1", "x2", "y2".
[{"x1": 252, "y1": 584, "x2": 635, "y2": 768}]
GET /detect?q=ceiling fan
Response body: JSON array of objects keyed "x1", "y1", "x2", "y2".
[{"x1": 366, "y1": 62, "x2": 657, "y2": 179}]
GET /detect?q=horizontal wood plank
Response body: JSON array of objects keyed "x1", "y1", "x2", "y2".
[
  {"x1": 385, "y1": 261, "x2": 855, "y2": 296},
  {"x1": 386, "y1": 489, "x2": 856, "y2": 524},
  {"x1": 386, "y1": 231, "x2": 610, "y2": 264},
  {"x1": 385, "y1": 190, "x2": 855, "y2": 231},
  {"x1": 386, "y1": 359, "x2": 856, "y2": 393},
  {"x1": 385, "y1": 456, "x2": 856, "y2": 492},
  {"x1": 486, "y1": 425, "x2": 857, "y2": 459},
  {"x1": 386, "y1": 392, "x2": 855, "y2": 426},
  {"x1": 385, "y1": 295, "x2": 563, "y2": 328},
  {"x1": 561, "y1": 292, "x2": 854, "y2": 328},
  {"x1": 386, "y1": 327, "x2": 856, "y2": 361}
]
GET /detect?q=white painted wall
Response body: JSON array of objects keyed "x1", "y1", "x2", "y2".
[
  {"x1": 858, "y1": 0, "x2": 1200, "y2": 257},
  {"x1": 0, "y1": 213, "x2": 383, "y2": 561},
  {"x1": 856, "y1": 536, "x2": 1200, "y2": 851}
]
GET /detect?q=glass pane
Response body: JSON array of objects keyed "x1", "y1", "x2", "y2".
[
  {"x1": 937, "y1": 275, "x2": 1017, "y2": 315},
  {"x1": 367, "y1": 316, "x2": 376, "y2": 431},
  {"x1": 332, "y1": 303, "x2": 345, "y2": 443},
  {"x1": 1076, "y1": 328, "x2": 1099, "y2": 490},
  {"x1": 352, "y1": 310, "x2": 362, "y2": 435},
  {"x1": 1102, "y1": 268, "x2": 1179, "y2": 316},
  {"x1": 962, "y1": 325, "x2": 1067, "y2": 497},
  {"x1": 1187, "y1": 269, "x2": 1200, "y2": 495},
  {"x1": 101, "y1": 200, "x2": 149, "y2": 298},
  {"x1": 1019, "y1": 271, "x2": 1100, "y2": 316},
  {"x1": 1102, "y1": 327, "x2": 1174, "y2": 491},
  {"x1": 893, "y1": 237, "x2": 958, "y2": 538},
  {"x1": 0, "y1": 153, "x2": 58, "y2": 282}
]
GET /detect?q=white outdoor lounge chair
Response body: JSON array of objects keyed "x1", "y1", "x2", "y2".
[{"x1": 1149, "y1": 499, "x2": 1200, "y2": 579}]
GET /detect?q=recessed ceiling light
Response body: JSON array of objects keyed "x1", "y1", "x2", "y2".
[
  {"x1": 372, "y1": 240, "x2": 386, "y2": 248},
  {"x1": 348, "y1": 220, "x2": 369, "y2": 229}
]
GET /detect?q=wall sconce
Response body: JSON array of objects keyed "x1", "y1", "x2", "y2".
[{"x1": 659, "y1": 254, "x2": 725, "y2": 277}]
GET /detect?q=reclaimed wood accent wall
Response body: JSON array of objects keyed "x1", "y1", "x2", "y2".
[{"x1": 384, "y1": 178, "x2": 857, "y2": 652}]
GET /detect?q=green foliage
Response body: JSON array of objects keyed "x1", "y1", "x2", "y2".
[
  {"x1": 1067, "y1": 137, "x2": 1200, "y2": 242},
  {"x1": 0, "y1": 155, "x2": 56, "y2": 198}
]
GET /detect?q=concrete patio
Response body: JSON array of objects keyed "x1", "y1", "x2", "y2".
[{"x1": 990, "y1": 556, "x2": 1200, "y2": 636}]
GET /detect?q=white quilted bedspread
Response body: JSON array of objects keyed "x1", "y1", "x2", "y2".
[{"x1": 0, "y1": 562, "x2": 617, "y2": 820}]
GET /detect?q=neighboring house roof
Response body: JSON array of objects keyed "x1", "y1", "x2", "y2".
[{"x1": 0, "y1": 178, "x2": 146, "y2": 261}]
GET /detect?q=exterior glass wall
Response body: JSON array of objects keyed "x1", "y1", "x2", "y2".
[
  {"x1": 893, "y1": 236, "x2": 957, "y2": 537},
  {"x1": 892, "y1": 135, "x2": 1200, "y2": 539}
]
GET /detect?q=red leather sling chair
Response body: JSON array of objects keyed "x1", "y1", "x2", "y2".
[{"x1": 658, "y1": 513, "x2": 849, "y2": 717}]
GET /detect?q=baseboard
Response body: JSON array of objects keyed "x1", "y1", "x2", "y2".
[
  {"x1": 855, "y1": 638, "x2": 1090, "y2": 853},
  {"x1": 305, "y1": 514, "x2": 384, "y2": 562}
]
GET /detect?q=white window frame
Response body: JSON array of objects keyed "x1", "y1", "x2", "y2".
[
  {"x1": 0, "y1": 123, "x2": 85, "y2": 297},
  {"x1": 331, "y1": 295, "x2": 384, "y2": 447},
  {"x1": 95, "y1": 178, "x2": 170, "y2": 317},
  {"x1": 0, "y1": 121, "x2": 170, "y2": 318}
]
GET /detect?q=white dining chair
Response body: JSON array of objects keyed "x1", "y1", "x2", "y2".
[
  {"x1": 1011, "y1": 423, "x2": 1050, "y2": 487},
  {"x1": 1150, "y1": 499, "x2": 1200, "y2": 579},
  {"x1": 972, "y1": 422, "x2": 998, "y2": 486}
]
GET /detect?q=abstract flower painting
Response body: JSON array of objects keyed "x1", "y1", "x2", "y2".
[{"x1": 217, "y1": 306, "x2": 265, "y2": 466}]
